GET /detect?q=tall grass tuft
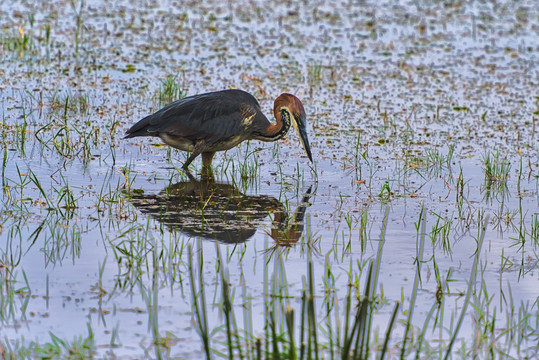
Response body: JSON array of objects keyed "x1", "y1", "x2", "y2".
[
  {"x1": 188, "y1": 242, "x2": 211, "y2": 358},
  {"x1": 443, "y1": 212, "x2": 488, "y2": 360}
]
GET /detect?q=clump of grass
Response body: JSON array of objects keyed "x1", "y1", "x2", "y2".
[
  {"x1": 431, "y1": 211, "x2": 453, "y2": 254},
  {"x1": 187, "y1": 242, "x2": 210, "y2": 358},
  {"x1": 483, "y1": 151, "x2": 511, "y2": 184},
  {"x1": 482, "y1": 151, "x2": 511, "y2": 197},
  {"x1": 531, "y1": 214, "x2": 538, "y2": 245},
  {"x1": 158, "y1": 74, "x2": 186, "y2": 106},
  {"x1": 443, "y1": 212, "x2": 488, "y2": 359},
  {"x1": 455, "y1": 166, "x2": 466, "y2": 214},
  {"x1": 217, "y1": 141, "x2": 261, "y2": 189},
  {"x1": 34, "y1": 93, "x2": 95, "y2": 162},
  {"x1": 378, "y1": 179, "x2": 393, "y2": 202},
  {"x1": 400, "y1": 207, "x2": 427, "y2": 358},
  {"x1": 234, "y1": 141, "x2": 261, "y2": 185},
  {"x1": 49, "y1": 92, "x2": 90, "y2": 115},
  {"x1": 70, "y1": 0, "x2": 85, "y2": 56},
  {"x1": 0, "y1": 323, "x2": 95, "y2": 359},
  {"x1": 408, "y1": 145, "x2": 454, "y2": 177},
  {"x1": 0, "y1": 26, "x2": 36, "y2": 58},
  {"x1": 308, "y1": 62, "x2": 322, "y2": 87},
  {"x1": 358, "y1": 208, "x2": 369, "y2": 251},
  {"x1": 186, "y1": 209, "x2": 400, "y2": 359}
]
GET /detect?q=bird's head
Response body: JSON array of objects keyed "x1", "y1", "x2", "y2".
[{"x1": 274, "y1": 93, "x2": 313, "y2": 163}]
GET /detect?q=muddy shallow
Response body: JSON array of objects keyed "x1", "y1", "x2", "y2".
[{"x1": 1, "y1": 0, "x2": 538, "y2": 358}]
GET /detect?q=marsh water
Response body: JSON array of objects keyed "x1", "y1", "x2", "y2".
[{"x1": 1, "y1": 0, "x2": 538, "y2": 358}]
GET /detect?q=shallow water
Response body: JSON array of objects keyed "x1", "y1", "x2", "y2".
[{"x1": 1, "y1": 0, "x2": 538, "y2": 358}]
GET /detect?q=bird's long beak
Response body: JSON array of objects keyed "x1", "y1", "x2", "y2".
[{"x1": 293, "y1": 113, "x2": 313, "y2": 163}]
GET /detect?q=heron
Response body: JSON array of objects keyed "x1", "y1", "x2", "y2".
[{"x1": 124, "y1": 89, "x2": 313, "y2": 173}]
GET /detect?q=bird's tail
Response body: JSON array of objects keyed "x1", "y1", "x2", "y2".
[{"x1": 124, "y1": 115, "x2": 151, "y2": 138}]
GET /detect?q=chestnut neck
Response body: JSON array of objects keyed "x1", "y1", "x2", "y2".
[{"x1": 258, "y1": 107, "x2": 291, "y2": 141}]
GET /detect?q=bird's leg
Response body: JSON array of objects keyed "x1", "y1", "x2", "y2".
[
  {"x1": 202, "y1": 152, "x2": 215, "y2": 169},
  {"x1": 186, "y1": 171, "x2": 197, "y2": 182},
  {"x1": 182, "y1": 149, "x2": 202, "y2": 171},
  {"x1": 201, "y1": 152, "x2": 216, "y2": 179}
]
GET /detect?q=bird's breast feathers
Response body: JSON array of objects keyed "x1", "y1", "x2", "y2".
[{"x1": 159, "y1": 133, "x2": 195, "y2": 152}]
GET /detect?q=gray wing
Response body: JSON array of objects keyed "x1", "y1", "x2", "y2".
[{"x1": 125, "y1": 90, "x2": 266, "y2": 143}]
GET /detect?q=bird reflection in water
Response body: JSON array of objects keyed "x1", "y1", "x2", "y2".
[
  {"x1": 267, "y1": 187, "x2": 312, "y2": 245},
  {"x1": 130, "y1": 175, "x2": 313, "y2": 244}
]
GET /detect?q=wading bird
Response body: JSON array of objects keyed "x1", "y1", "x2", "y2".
[{"x1": 125, "y1": 89, "x2": 313, "y2": 172}]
